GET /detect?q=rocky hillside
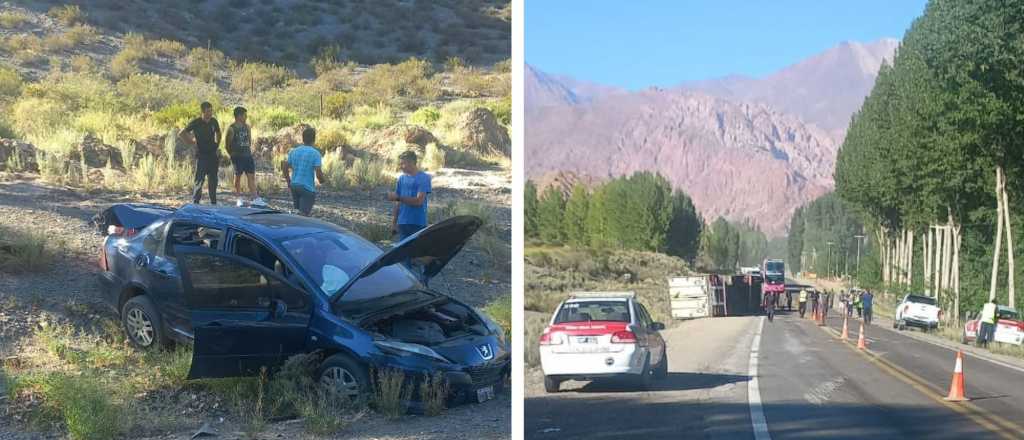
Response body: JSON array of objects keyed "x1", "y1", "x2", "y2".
[
  {"x1": 8, "y1": 0, "x2": 509, "y2": 72},
  {"x1": 682, "y1": 38, "x2": 898, "y2": 142},
  {"x1": 526, "y1": 85, "x2": 837, "y2": 236}
]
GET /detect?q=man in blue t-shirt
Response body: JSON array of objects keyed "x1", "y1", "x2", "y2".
[
  {"x1": 388, "y1": 150, "x2": 432, "y2": 240},
  {"x1": 282, "y1": 127, "x2": 327, "y2": 216}
]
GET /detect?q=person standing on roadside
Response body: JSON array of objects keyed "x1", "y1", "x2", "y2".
[
  {"x1": 224, "y1": 106, "x2": 263, "y2": 207},
  {"x1": 387, "y1": 150, "x2": 432, "y2": 241},
  {"x1": 862, "y1": 290, "x2": 874, "y2": 325},
  {"x1": 798, "y1": 288, "x2": 808, "y2": 318},
  {"x1": 854, "y1": 291, "x2": 863, "y2": 318},
  {"x1": 282, "y1": 127, "x2": 326, "y2": 216},
  {"x1": 763, "y1": 291, "x2": 776, "y2": 322},
  {"x1": 179, "y1": 102, "x2": 221, "y2": 204},
  {"x1": 979, "y1": 299, "x2": 998, "y2": 348}
]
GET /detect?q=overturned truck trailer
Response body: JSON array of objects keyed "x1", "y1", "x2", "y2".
[{"x1": 668, "y1": 274, "x2": 765, "y2": 319}]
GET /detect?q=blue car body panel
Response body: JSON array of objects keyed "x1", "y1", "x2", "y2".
[{"x1": 96, "y1": 204, "x2": 508, "y2": 401}]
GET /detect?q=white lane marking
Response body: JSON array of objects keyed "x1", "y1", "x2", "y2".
[{"x1": 748, "y1": 316, "x2": 772, "y2": 440}]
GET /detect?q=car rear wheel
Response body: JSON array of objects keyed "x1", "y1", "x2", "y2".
[
  {"x1": 636, "y1": 356, "x2": 653, "y2": 390},
  {"x1": 122, "y1": 295, "x2": 168, "y2": 350},
  {"x1": 317, "y1": 354, "x2": 370, "y2": 403},
  {"x1": 897, "y1": 320, "x2": 906, "y2": 331},
  {"x1": 654, "y1": 352, "x2": 668, "y2": 379},
  {"x1": 543, "y1": 375, "x2": 561, "y2": 393}
]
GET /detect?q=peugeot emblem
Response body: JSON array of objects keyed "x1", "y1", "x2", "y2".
[{"x1": 477, "y1": 343, "x2": 493, "y2": 360}]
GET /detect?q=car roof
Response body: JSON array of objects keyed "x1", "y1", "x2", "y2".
[
  {"x1": 565, "y1": 297, "x2": 630, "y2": 303},
  {"x1": 174, "y1": 204, "x2": 352, "y2": 241}
]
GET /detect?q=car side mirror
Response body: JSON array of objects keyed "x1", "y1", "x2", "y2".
[{"x1": 651, "y1": 322, "x2": 665, "y2": 331}]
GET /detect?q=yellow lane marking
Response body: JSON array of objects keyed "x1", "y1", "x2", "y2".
[{"x1": 818, "y1": 325, "x2": 1023, "y2": 440}]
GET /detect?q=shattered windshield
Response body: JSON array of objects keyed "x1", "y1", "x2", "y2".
[{"x1": 280, "y1": 232, "x2": 421, "y2": 303}]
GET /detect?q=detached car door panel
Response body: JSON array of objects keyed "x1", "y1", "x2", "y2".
[{"x1": 176, "y1": 247, "x2": 312, "y2": 379}]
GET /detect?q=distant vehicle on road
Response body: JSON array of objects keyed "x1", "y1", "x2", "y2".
[
  {"x1": 761, "y1": 259, "x2": 785, "y2": 302},
  {"x1": 962, "y1": 305, "x2": 1024, "y2": 346},
  {"x1": 893, "y1": 294, "x2": 942, "y2": 331},
  {"x1": 668, "y1": 275, "x2": 723, "y2": 319},
  {"x1": 539, "y1": 292, "x2": 667, "y2": 393},
  {"x1": 740, "y1": 266, "x2": 762, "y2": 279}
]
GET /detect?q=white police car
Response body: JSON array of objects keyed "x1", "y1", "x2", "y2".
[{"x1": 538, "y1": 292, "x2": 668, "y2": 392}]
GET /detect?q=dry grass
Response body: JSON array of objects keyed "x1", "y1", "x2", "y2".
[
  {"x1": 0, "y1": 10, "x2": 30, "y2": 28},
  {"x1": 0, "y1": 224, "x2": 56, "y2": 273},
  {"x1": 373, "y1": 369, "x2": 412, "y2": 420},
  {"x1": 419, "y1": 372, "x2": 450, "y2": 417}
]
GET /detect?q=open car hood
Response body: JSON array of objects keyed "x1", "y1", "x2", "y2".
[{"x1": 330, "y1": 215, "x2": 482, "y2": 303}]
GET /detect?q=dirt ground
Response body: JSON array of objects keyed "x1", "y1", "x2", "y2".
[{"x1": 0, "y1": 166, "x2": 511, "y2": 440}]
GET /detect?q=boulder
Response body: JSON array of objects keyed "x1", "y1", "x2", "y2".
[
  {"x1": 456, "y1": 108, "x2": 510, "y2": 157},
  {"x1": 0, "y1": 139, "x2": 39, "y2": 172},
  {"x1": 129, "y1": 130, "x2": 192, "y2": 164},
  {"x1": 68, "y1": 133, "x2": 124, "y2": 170}
]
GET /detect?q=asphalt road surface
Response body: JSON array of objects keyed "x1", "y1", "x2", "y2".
[{"x1": 525, "y1": 310, "x2": 1024, "y2": 439}]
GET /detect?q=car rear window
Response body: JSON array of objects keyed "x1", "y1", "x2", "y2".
[
  {"x1": 998, "y1": 309, "x2": 1020, "y2": 320},
  {"x1": 554, "y1": 301, "x2": 630, "y2": 324},
  {"x1": 907, "y1": 295, "x2": 937, "y2": 305}
]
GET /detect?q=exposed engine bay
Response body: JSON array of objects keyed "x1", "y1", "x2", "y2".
[{"x1": 367, "y1": 301, "x2": 489, "y2": 345}]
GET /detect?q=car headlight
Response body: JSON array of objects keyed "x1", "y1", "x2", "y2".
[
  {"x1": 374, "y1": 340, "x2": 450, "y2": 363},
  {"x1": 480, "y1": 313, "x2": 508, "y2": 346}
]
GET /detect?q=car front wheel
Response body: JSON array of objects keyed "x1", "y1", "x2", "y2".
[
  {"x1": 317, "y1": 354, "x2": 370, "y2": 403},
  {"x1": 122, "y1": 295, "x2": 168, "y2": 350}
]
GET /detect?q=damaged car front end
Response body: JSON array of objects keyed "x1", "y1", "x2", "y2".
[{"x1": 96, "y1": 204, "x2": 509, "y2": 408}]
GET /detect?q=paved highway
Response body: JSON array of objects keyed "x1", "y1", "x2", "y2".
[{"x1": 525, "y1": 310, "x2": 1024, "y2": 439}]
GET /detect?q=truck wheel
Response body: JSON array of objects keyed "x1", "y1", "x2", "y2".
[
  {"x1": 122, "y1": 295, "x2": 169, "y2": 350},
  {"x1": 897, "y1": 320, "x2": 906, "y2": 331},
  {"x1": 543, "y1": 375, "x2": 561, "y2": 393}
]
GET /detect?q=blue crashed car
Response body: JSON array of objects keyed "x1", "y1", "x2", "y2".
[{"x1": 95, "y1": 204, "x2": 508, "y2": 404}]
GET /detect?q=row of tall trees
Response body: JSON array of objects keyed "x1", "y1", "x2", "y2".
[
  {"x1": 787, "y1": 193, "x2": 865, "y2": 278},
  {"x1": 699, "y1": 217, "x2": 772, "y2": 271},
  {"x1": 524, "y1": 172, "x2": 703, "y2": 261},
  {"x1": 832, "y1": 0, "x2": 1024, "y2": 322}
]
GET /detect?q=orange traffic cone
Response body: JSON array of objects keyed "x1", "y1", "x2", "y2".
[
  {"x1": 944, "y1": 350, "x2": 968, "y2": 402},
  {"x1": 841, "y1": 316, "x2": 849, "y2": 341},
  {"x1": 857, "y1": 321, "x2": 867, "y2": 350}
]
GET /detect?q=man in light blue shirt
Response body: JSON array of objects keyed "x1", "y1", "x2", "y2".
[
  {"x1": 282, "y1": 127, "x2": 326, "y2": 216},
  {"x1": 387, "y1": 150, "x2": 432, "y2": 240}
]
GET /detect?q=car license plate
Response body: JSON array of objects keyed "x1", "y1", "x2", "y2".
[
  {"x1": 476, "y1": 385, "x2": 494, "y2": 403},
  {"x1": 576, "y1": 336, "x2": 596, "y2": 344}
]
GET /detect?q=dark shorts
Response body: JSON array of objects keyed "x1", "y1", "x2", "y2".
[
  {"x1": 290, "y1": 184, "x2": 316, "y2": 216},
  {"x1": 231, "y1": 155, "x2": 255, "y2": 175}
]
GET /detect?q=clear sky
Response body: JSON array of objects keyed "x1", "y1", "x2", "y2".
[{"x1": 526, "y1": 0, "x2": 929, "y2": 90}]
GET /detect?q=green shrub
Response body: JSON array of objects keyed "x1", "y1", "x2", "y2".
[
  {"x1": 408, "y1": 105, "x2": 441, "y2": 127},
  {"x1": 41, "y1": 375, "x2": 125, "y2": 440},
  {"x1": 482, "y1": 294, "x2": 512, "y2": 341},
  {"x1": 252, "y1": 106, "x2": 300, "y2": 132},
  {"x1": 349, "y1": 157, "x2": 394, "y2": 189},
  {"x1": 0, "y1": 225, "x2": 55, "y2": 273},
  {"x1": 116, "y1": 74, "x2": 217, "y2": 111},
  {"x1": 0, "y1": 10, "x2": 30, "y2": 28},
  {"x1": 63, "y1": 24, "x2": 99, "y2": 47},
  {"x1": 525, "y1": 313, "x2": 548, "y2": 368},
  {"x1": 152, "y1": 102, "x2": 201, "y2": 128},
  {"x1": 69, "y1": 54, "x2": 94, "y2": 73},
  {"x1": 230, "y1": 61, "x2": 295, "y2": 93},
  {"x1": 421, "y1": 142, "x2": 445, "y2": 171},
  {"x1": 256, "y1": 80, "x2": 329, "y2": 118},
  {"x1": 372, "y1": 369, "x2": 410, "y2": 420},
  {"x1": 11, "y1": 97, "x2": 70, "y2": 140},
  {"x1": 22, "y1": 71, "x2": 116, "y2": 113},
  {"x1": 317, "y1": 118, "x2": 348, "y2": 152},
  {"x1": 185, "y1": 47, "x2": 226, "y2": 82},
  {"x1": 110, "y1": 49, "x2": 143, "y2": 79},
  {"x1": 419, "y1": 372, "x2": 449, "y2": 417},
  {"x1": 3, "y1": 34, "x2": 42, "y2": 52},
  {"x1": 0, "y1": 67, "x2": 22, "y2": 99},
  {"x1": 354, "y1": 58, "x2": 441, "y2": 108},
  {"x1": 484, "y1": 97, "x2": 511, "y2": 126},
  {"x1": 48, "y1": 5, "x2": 86, "y2": 26},
  {"x1": 150, "y1": 39, "x2": 186, "y2": 58},
  {"x1": 346, "y1": 104, "x2": 394, "y2": 131},
  {"x1": 323, "y1": 91, "x2": 351, "y2": 118},
  {"x1": 320, "y1": 149, "x2": 347, "y2": 191},
  {"x1": 494, "y1": 58, "x2": 511, "y2": 74}
]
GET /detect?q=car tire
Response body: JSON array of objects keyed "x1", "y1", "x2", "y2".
[
  {"x1": 654, "y1": 352, "x2": 668, "y2": 380},
  {"x1": 317, "y1": 353, "x2": 371, "y2": 403},
  {"x1": 121, "y1": 295, "x2": 168, "y2": 350},
  {"x1": 636, "y1": 356, "x2": 653, "y2": 390},
  {"x1": 898, "y1": 320, "x2": 906, "y2": 331},
  {"x1": 961, "y1": 330, "x2": 968, "y2": 345},
  {"x1": 543, "y1": 375, "x2": 561, "y2": 393}
]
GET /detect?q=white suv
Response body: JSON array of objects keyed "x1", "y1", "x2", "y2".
[{"x1": 538, "y1": 292, "x2": 667, "y2": 392}]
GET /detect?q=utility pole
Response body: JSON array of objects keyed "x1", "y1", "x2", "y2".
[
  {"x1": 854, "y1": 234, "x2": 865, "y2": 283},
  {"x1": 826, "y1": 241, "x2": 835, "y2": 279}
]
